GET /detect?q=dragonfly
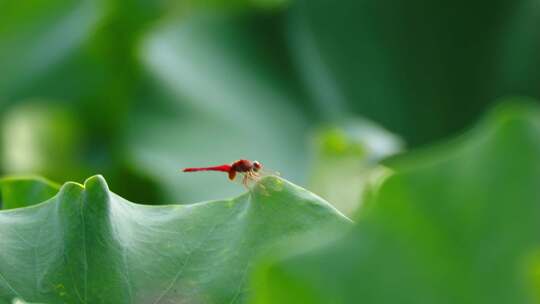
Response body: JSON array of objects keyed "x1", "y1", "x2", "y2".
[{"x1": 182, "y1": 159, "x2": 264, "y2": 187}]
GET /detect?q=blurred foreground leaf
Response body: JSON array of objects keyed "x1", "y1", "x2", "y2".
[
  {"x1": 0, "y1": 175, "x2": 349, "y2": 303},
  {"x1": 250, "y1": 100, "x2": 540, "y2": 304}
]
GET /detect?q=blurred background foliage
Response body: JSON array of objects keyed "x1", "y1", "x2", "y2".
[
  {"x1": 2, "y1": 0, "x2": 540, "y2": 303},
  {"x1": 1, "y1": 0, "x2": 539, "y2": 212}
]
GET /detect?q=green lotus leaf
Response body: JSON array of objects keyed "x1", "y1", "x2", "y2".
[{"x1": 0, "y1": 175, "x2": 349, "y2": 303}]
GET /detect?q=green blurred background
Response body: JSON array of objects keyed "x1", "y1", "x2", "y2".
[{"x1": 1, "y1": 0, "x2": 539, "y2": 209}]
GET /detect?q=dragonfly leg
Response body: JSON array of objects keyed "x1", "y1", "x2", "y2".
[{"x1": 242, "y1": 174, "x2": 250, "y2": 189}]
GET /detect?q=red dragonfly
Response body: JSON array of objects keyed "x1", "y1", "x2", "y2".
[{"x1": 183, "y1": 159, "x2": 263, "y2": 187}]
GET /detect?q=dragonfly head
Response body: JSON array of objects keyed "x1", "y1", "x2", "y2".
[{"x1": 252, "y1": 161, "x2": 262, "y2": 172}]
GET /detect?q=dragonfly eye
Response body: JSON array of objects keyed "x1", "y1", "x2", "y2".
[{"x1": 253, "y1": 161, "x2": 262, "y2": 171}]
